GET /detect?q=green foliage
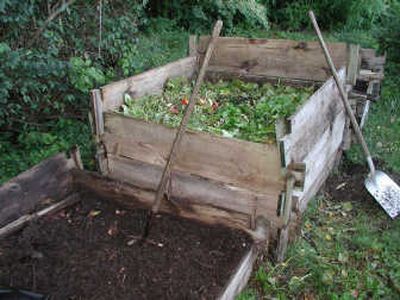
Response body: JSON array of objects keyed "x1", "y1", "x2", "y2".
[
  {"x1": 377, "y1": 1, "x2": 400, "y2": 62},
  {"x1": 267, "y1": 0, "x2": 386, "y2": 31},
  {"x1": 69, "y1": 57, "x2": 106, "y2": 93},
  {"x1": 0, "y1": 118, "x2": 94, "y2": 183},
  {"x1": 121, "y1": 77, "x2": 312, "y2": 143},
  {"x1": 0, "y1": 44, "x2": 72, "y2": 131},
  {"x1": 147, "y1": 0, "x2": 269, "y2": 33}
]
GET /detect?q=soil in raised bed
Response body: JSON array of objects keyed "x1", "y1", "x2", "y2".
[{"x1": 0, "y1": 194, "x2": 252, "y2": 299}]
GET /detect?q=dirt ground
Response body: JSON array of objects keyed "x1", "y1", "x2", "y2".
[
  {"x1": 0, "y1": 194, "x2": 252, "y2": 299},
  {"x1": 323, "y1": 159, "x2": 400, "y2": 208}
]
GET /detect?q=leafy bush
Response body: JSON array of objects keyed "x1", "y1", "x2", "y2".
[
  {"x1": 0, "y1": 118, "x2": 93, "y2": 183},
  {"x1": 377, "y1": 1, "x2": 400, "y2": 62},
  {"x1": 267, "y1": 0, "x2": 386, "y2": 31},
  {"x1": 147, "y1": 0, "x2": 269, "y2": 32}
]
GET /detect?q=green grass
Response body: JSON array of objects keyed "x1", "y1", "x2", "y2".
[
  {"x1": 244, "y1": 196, "x2": 400, "y2": 299},
  {"x1": 347, "y1": 63, "x2": 400, "y2": 173}
]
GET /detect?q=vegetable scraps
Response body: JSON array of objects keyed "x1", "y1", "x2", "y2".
[{"x1": 120, "y1": 77, "x2": 313, "y2": 143}]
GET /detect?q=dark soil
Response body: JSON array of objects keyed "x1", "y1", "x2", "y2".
[
  {"x1": 322, "y1": 159, "x2": 400, "y2": 210},
  {"x1": 0, "y1": 194, "x2": 252, "y2": 299}
]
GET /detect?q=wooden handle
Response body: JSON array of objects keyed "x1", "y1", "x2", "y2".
[
  {"x1": 308, "y1": 11, "x2": 375, "y2": 175},
  {"x1": 151, "y1": 20, "x2": 223, "y2": 213}
]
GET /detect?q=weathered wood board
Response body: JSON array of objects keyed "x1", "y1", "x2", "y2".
[
  {"x1": 102, "y1": 113, "x2": 284, "y2": 195},
  {"x1": 195, "y1": 36, "x2": 348, "y2": 82},
  {"x1": 280, "y1": 68, "x2": 347, "y2": 210},
  {"x1": 101, "y1": 57, "x2": 197, "y2": 111},
  {"x1": 281, "y1": 68, "x2": 346, "y2": 164},
  {"x1": 0, "y1": 154, "x2": 76, "y2": 226},
  {"x1": 218, "y1": 246, "x2": 258, "y2": 300}
]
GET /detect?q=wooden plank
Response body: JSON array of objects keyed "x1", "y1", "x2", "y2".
[
  {"x1": 218, "y1": 246, "x2": 258, "y2": 300},
  {"x1": 188, "y1": 35, "x2": 199, "y2": 57},
  {"x1": 281, "y1": 68, "x2": 346, "y2": 164},
  {"x1": 294, "y1": 110, "x2": 347, "y2": 210},
  {"x1": 0, "y1": 193, "x2": 80, "y2": 239},
  {"x1": 0, "y1": 154, "x2": 75, "y2": 227},
  {"x1": 72, "y1": 169, "x2": 280, "y2": 236},
  {"x1": 91, "y1": 89, "x2": 104, "y2": 139},
  {"x1": 360, "y1": 48, "x2": 386, "y2": 70},
  {"x1": 205, "y1": 70, "x2": 323, "y2": 87},
  {"x1": 347, "y1": 44, "x2": 360, "y2": 86},
  {"x1": 101, "y1": 57, "x2": 197, "y2": 111},
  {"x1": 106, "y1": 155, "x2": 283, "y2": 227},
  {"x1": 196, "y1": 36, "x2": 348, "y2": 82},
  {"x1": 358, "y1": 69, "x2": 384, "y2": 81},
  {"x1": 102, "y1": 113, "x2": 284, "y2": 194}
]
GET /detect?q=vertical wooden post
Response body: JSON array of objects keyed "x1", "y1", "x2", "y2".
[
  {"x1": 90, "y1": 89, "x2": 107, "y2": 174},
  {"x1": 70, "y1": 145, "x2": 84, "y2": 170},
  {"x1": 188, "y1": 35, "x2": 198, "y2": 57},
  {"x1": 276, "y1": 175, "x2": 295, "y2": 262},
  {"x1": 346, "y1": 44, "x2": 360, "y2": 86}
]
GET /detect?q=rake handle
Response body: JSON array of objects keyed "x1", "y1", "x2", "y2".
[
  {"x1": 309, "y1": 11, "x2": 375, "y2": 175},
  {"x1": 151, "y1": 20, "x2": 223, "y2": 214}
]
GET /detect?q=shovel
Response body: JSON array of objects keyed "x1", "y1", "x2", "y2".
[{"x1": 309, "y1": 11, "x2": 400, "y2": 218}]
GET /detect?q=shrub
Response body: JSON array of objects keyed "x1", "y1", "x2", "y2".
[{"x1": 147, "y1": 0, "x2": 269, "y2": 33}]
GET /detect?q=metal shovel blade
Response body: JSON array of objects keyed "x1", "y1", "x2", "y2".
[{"x1": 365, "y1": 170, "x2": 400, "y2": 218}]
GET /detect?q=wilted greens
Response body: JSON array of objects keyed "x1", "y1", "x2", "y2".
[{"x1": 121, "y1": 78, "x2": 313, "y2": 143}]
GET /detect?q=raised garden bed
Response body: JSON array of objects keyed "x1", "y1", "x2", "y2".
[
  {"x1": 0, "y1": 154, "x2": 265, "y2": 299},
  {"x1": 0, "y1": 193, "x2": 251, "y2": 299}
]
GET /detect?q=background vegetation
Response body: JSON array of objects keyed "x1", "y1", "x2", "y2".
[{"x1": 1, "y1": 0, "x2": 399, "y2": 298}]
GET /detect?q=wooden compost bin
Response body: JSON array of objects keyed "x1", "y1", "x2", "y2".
[
  {"x1": 90, "y1": 36, "x2": 364, "y2": 260},
  {"x1": 0, "y1": 152, "x2": 264, "y2": 299}
]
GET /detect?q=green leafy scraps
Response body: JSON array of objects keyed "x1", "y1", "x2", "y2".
[{"x1": 120, "y1": 77, "x2": 313, "y2": 143}]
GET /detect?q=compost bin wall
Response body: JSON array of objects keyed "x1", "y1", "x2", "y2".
[{"x1": 92, "y1": 36, "x2": 352, "y2": 236}]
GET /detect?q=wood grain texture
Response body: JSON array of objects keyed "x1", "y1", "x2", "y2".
[
  {"x1": 0, "y1": 154, "x2": 75, "y2": 227},
  {"x1": 105, "y1": 155, "x2": 283, "y2": 227},
  {"x1": 281, "y1": 68, "x2": 346, "y2": 164},
  {"x1": 218, "y1": 247, "x2": 258, "y2": 300},
  {"x1": 101, "y1": 57, "x2": 197, "y2": 111},
  {"x1": 294, "y1": 111, "x2": 347, "y2": 210},
  {"x1": 72, "y1": 169, "x2": 281, "y2": 235},
  {"x1": 102, "y1": 113, "x2": 284, "y2": 195},
  {"x1": 196, "y1": 36, "x2": 348, "y2": 82},
  {"x1": 279, "y1": 68, "x2": 347, "y2": 209},
  {"x1": 347, "y1": 44, "x2": 360, "y2": 85}
]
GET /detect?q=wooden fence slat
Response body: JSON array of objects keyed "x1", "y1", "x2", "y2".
[
  {"x1": 101, "y1": 57, "x2": 197, "y2": 111},
  {"x1": 102, "y1": 113, "x2": 284, "y2": 194},
  {"x1": 196, "y1": 36, "x2": 348, "y2": 82},
  {"x1": 0, "y1": 154, "x2": 75, "y2": 226}
]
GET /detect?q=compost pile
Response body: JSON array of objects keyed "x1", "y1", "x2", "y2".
[
  {"x1": 0, "y1": 194, "x2": 252, "y2": 299},
  {"x1": 121, "y1": 78, "x2": 313, "y2": 143}
]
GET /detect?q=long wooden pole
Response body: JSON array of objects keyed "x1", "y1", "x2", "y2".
[
  {"x1": 142, "y1": 20, "x2": 223, "y2": 238},
  {"x1": 309, "y1": 11, "x2": 376, "y2": 175}
]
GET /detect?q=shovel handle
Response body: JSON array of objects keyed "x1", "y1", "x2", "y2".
[
  {"x1": 309, "y1": 11, "x2": 375, "y2": 175},
  {"x1": 151, "y1": 20, "x2": 223, "y2": 214}
]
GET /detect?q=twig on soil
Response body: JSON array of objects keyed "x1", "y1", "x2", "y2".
[{"x1": 0, "y1": 193, "x2": 80, "y2": 239}]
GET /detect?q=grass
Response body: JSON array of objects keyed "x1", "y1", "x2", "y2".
[{"x1": 244, "y1": 195, "x2": 400, "y2": 299}]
